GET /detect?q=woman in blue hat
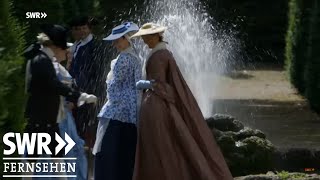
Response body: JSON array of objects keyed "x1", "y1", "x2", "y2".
[{"x1": 93, "y1": 22, "x2": 142, "y2": 180}]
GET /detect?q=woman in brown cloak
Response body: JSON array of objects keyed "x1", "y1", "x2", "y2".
[{"x1": 131, "y1": 23, "x2": 233, "y2": 180}]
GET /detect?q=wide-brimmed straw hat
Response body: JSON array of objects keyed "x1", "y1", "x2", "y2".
[
  {"x1": 103, "y1": 22, "x2": 139, "y2": 41},
  {"x1": 131, "y1": 22, "x2": 167, "y2": 38}
]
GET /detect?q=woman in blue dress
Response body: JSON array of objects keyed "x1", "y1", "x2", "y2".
[
  {"x1": 53, "y1": 47, "x2": 88, "y2": 180},
  {"x1": 93, "y1": 22, "x2": 141, "y2": 180}
]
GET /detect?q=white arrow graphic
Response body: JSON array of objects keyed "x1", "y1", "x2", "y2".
[
  {"x1": 41, "y1": 12, "x2": 47, "y2": 18},
  {"x1": 55, "y1": 133, "x2": 66, "y2": 155},
  {"x1": 64, "y1": 132, "x2": 75, "y2": 155}
]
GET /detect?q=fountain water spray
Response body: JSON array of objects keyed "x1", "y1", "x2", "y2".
[{"x1": 133, "y1": 0, "x2": 241, "y2": 117}]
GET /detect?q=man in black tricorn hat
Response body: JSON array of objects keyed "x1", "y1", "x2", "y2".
[
  {"x1": 24, "y1": 24, "x2": 97, "y2": 159},
  {"x1": 68, "y1": 16, "x2": 110, "y2": 148}
]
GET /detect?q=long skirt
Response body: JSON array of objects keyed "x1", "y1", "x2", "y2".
[
  {"x1": 133, "y1": 91, "x2": 233, "y2": 180},
  {"x1": 73, "y1": 104, "x2": 97, "y2": 148},
  {"x1": 94, "y1": 120, "x2": 137, "y2": 180},
  {"x1": 59, "y1": 111, "x2": 87, "y2": 180},
  {"x1": 24, "y1": 121, "x2": 63, "y2": 158}
]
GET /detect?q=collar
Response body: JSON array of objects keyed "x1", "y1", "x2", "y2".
[
  {"x1": 142, "y1": 42, "x2": 167, "y2": 80},
  {"x1": 71, "y1": 40, "x2": 80, "y2": 51},
  {"x1": 147, "y1": 42, "x2": 167, "y2": 60},
  {"x1": 73, "y1": 35, "x2": 93, "y2": 58},
  {"x1": 80, "y1": 34, "x2": 93, "y2": 46},
  {"x1": 121, "y1": 46, "x2": 133, "y2": 54},
  {"x1": 121, "y1": 46, "x2": 139, "y2": 59},
  {"x1": 40, "y1": 47, "x2": 56, "y2": 62}
]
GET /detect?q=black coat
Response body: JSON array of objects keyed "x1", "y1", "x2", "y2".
[
  {"x1": 69, "y1": 37, "x2": 111, "y2": 145},
  {"x1": 69, "y1": 37, "x2": 110, "y2": 99},
  {"x1": 25, "y1": 51, "x2": 80, "y2": 125}
]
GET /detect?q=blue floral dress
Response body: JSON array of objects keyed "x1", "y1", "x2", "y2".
[
  {"x1": 93, "y1": 46, "x2": 142, "y2": 180},
  {"x1": 93, "y1": 47, "x2": 142, "y2": 154}
]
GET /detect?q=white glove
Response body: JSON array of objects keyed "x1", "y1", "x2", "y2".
[
  {"x1": 136, "y1": 80, "x2": 153, "y2": 90},
  {"x1": 77, "y1": 93, "x2": 97, "y2": 107}
]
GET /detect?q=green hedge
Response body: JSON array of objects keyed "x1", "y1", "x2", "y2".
[
  {"x1": 285, "y1": 0, "x2": 320, "y2": 113},
  {"x1": 203, "y1": 0, "x2": 288, "y2": 63},
  {"x1": 285, "y1": 0, "x2": 305, "y2": 93},
  {"x1": 305, "y1": 1, "x2": 320, "y2": 113},
  {"x1": 0, "y1": 0, "x2": 27, "y2": 173},
  {"x1": 0, "y1": 0, "x2": 26, "y2": 131}
]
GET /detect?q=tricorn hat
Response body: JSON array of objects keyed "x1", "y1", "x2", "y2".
[{"x1": 40, "y1": 24, "x2": 68, "y2": 50}]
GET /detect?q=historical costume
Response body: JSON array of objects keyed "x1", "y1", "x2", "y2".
[
  {"x1": 52, "y1": 60, "x2": 88, "y2": 180},
  {"x1": 93, "y1": 22, "x2": 141, "y2": 180},
  {"x1": 131, "y1": 23, "x2": 233, "y2": 180},
  {"x1": 68, "y1": 16, "x2": 109, "y2": 148},
  {"x1": 24, "y1": 24, "x2": 96, "y2": 158}
]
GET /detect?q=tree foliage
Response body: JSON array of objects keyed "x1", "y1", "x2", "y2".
[
  {"x1": 285, "y1": 0, "x2": 320, "y2": 113},
  {"x1": 0, "y1": 0, "x2": 27, "y2": 173}
]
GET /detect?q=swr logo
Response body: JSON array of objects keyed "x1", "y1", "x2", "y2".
[
  {"x1": 3, "y1": 133, "x2": 75, "y2": 156},
  {"x1": 26, "y1": 12, "x2": 47, "y2": 19}
]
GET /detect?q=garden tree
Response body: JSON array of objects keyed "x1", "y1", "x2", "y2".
[
  {"x1": 12, "y1": 0, "x2": 65, "y2": 43},
  {"x1": 95, "y1": 0, "x2": 145, "y2": 36},
  {"x1": 0, "y1": 0, "x2": 26, "y2": 172},
  {"x1": 8, "y1": 0, "x2": 291, "y2": 64},
  {"x1": 285, "y1": 0, "x2": 305, "y2": 93},
  {"x1": 203, "y1": 0, "x2": 288, "y2": 64},
  {"x1": 285, "y1": 0, "x2": 320, "y2": 113},
  {"x1": 62, "y1": 0, "x2": 96, "y2": 25},
  {"x1": 305, "y1": 0, "x2": 320, "y2": 113},
  {"x1": 0, "y1": 0, "x2": 26, "y2": 132}
]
